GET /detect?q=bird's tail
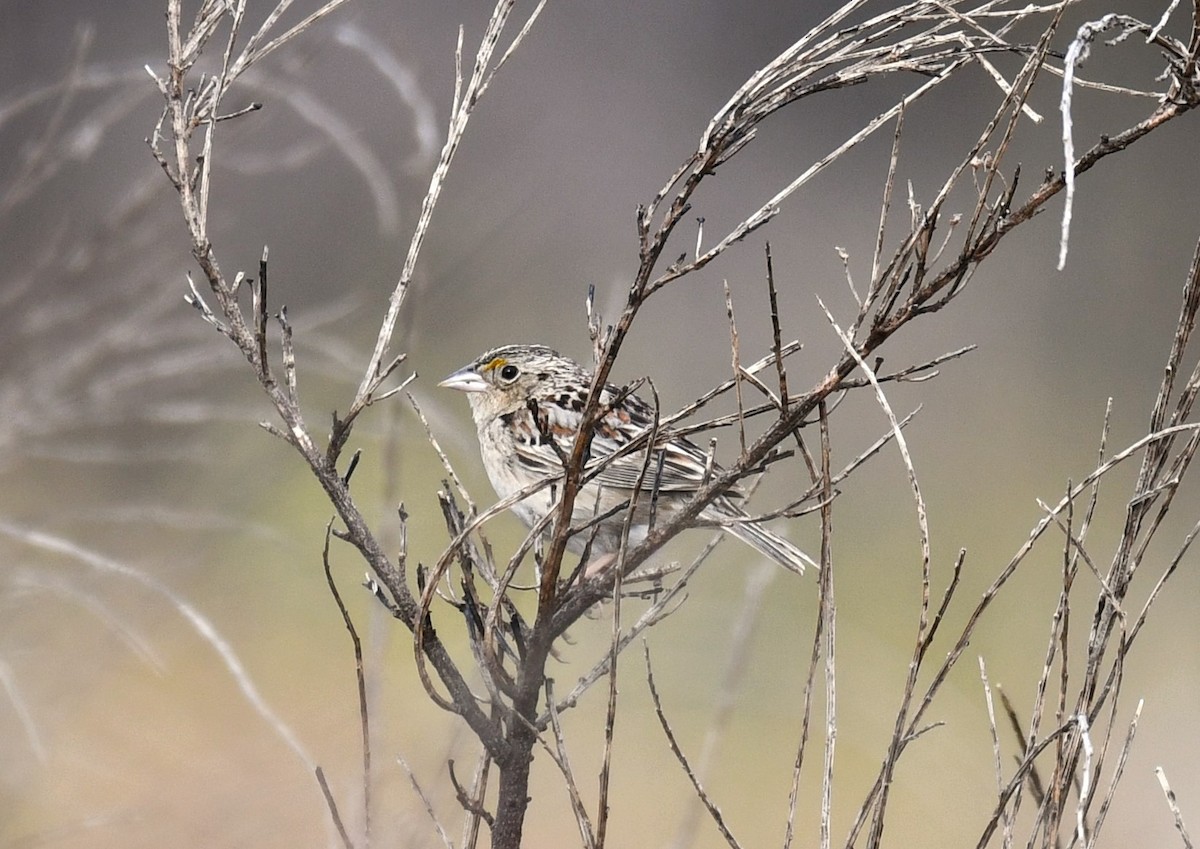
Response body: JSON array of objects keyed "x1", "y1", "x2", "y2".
[{"x1": 724, "y1": 521, "x2": 818, "y2": 575}]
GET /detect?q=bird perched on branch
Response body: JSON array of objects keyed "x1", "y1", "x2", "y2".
[{"x1": 439, "y1": 344, "x2": 815, "y2": 574}]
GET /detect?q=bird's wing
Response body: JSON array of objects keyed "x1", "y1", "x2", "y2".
[
  {"x1": 586, "y1": 388, "x2": 739, "y2": 495},
  {"x1": 512, "y1": 383, "x2": 744, "y2": 496}
]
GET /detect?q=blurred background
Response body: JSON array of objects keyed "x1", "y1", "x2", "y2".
[{"x1": 1, "y1": 0, "x2": 1197, "y2": 847}]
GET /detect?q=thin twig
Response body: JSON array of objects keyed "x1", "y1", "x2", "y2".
[
  {"x1": 543, "y1": 680, "x2": 596, "y2": 849},
  {"x1": 1156, "y1": 766, "x2": 1195, "y2": 849},
  {"x1": 397, "y1": 753, "x2": 454, "y2": 849},
  {"x1": 645, "y1": 644, "x2": 744, "y2": 849},
  {"x1": 316, "y1": 766, "x2": 355, "y2": 849},
  {"x1": 322, "y1": 522, "x2": 372, "y2": 846},
  {"x1": 817, "y1": 401, "x2": 836, "y2": 849},
  {"x1": 671, "y1": 561, "x2": 775, "y2": 849}
]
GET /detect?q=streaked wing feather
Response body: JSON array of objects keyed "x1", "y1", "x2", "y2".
[
  {"x1": 523, "y1": 381, "x2": 746, "y2": 497},
  {"x1": 585, "y1": 388, "x2": 742, "y2": 495}
]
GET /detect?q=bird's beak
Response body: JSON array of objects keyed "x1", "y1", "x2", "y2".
[{"x1": 438, "y1": 366, "x2": 489, "y2": 393}]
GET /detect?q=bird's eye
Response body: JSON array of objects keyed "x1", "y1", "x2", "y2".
[{"x1": 499, "y1": 364, "x2": 520, "y2": 381}]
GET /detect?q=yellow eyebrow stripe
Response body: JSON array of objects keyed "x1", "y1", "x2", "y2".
[{"x1": 483, "y1": 357, "x2": 508, "y2": 372}]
